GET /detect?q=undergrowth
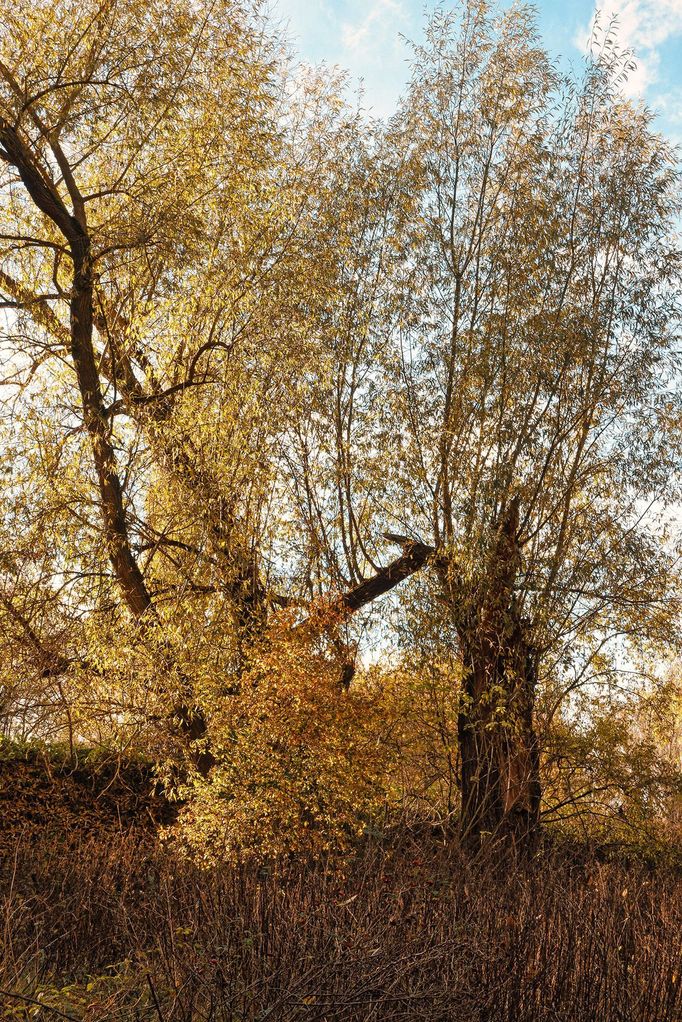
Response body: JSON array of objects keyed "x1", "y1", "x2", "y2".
[{"x1": 1, "y1": 825, "x2": 680, "y2": 1021}]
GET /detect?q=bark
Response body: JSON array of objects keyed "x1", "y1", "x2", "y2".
[
  {"x1": 452, "y1": 498, "x2": 541, "y2": 851},
  {"x1": 70, "y1": 233, "x2": 153, "y2": 617},
  {"x1": 0, "y1": 122, "x2": 152, "y2": 619},
  {"x1": 340, "y1": 540, "x2": 434, "y2": 612},
  {"x1": 457, "y1": 620, "x2": 541, "y2": 850}
]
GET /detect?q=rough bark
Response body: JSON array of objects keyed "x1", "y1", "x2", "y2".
[
  {"x1": 453, "y1": 498, "x2": 541, "y2": 851},
  {"x1": 457, "y1": 622, "x2": 541, "y2": 850}
]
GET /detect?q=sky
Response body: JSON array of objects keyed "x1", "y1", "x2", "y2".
[{"x1": 270, "y1": 0, "x2": 682, "y2": 145}]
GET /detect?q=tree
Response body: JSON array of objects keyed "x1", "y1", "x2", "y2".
[
  {"x1": 0, "y1": 0, "x2": 284, "y2": 763},
  {"x1": 294, "y1": 2, "x2": 682, "y2": 848},
  {"x1": 0, "y1": 0, "x2": 430, "y2": 772}
]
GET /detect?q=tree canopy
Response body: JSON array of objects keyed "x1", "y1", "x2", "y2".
[{"x1": 1, "y1": 0, "x2": 681, "y2": 856}]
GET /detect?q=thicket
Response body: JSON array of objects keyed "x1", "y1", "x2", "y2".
[{"x1": 1, "y1": 823, "x2": 681, "y2": 1022}]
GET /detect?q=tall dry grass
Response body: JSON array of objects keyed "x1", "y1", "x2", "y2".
[{"x1": 2, "y1": 826, "x2": 681, "y2": 1021}]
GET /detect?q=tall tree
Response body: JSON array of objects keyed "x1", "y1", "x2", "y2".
[
  {"x1": 0, "y1": 0, "x2": 430, "y2": 765},
  {"x1": 397, "y1": 3, "x2": 682, "y2": 847},
  {"x1": 0, "y1": 0, "x2": 290, "y2": 759},
  {"x1": 297, "y1": 2, "x2": 682, "y2": 848}
]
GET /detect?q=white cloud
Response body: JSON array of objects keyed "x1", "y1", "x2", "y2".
[
  {"x1": 340, "y1": 0, "x2": 406, "y2": 54},
  {"x1": 273, "y1": 0, "x2": 420, "y2": 117},
  {"x1": 575, "y1": 1, "x2": 682, "y2": 96}
]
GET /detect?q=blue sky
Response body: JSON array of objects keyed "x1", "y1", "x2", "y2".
[{"x1": 271, "y1": 0, "x2": 682, "y2": 144}]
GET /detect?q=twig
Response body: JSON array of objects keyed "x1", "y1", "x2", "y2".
[
  {"x1": 146, "y1": 973, "x2": 166, "y2": 1022},
  {"x1": 0, "y1": 989, "x2": 80, "y2": 1022}
]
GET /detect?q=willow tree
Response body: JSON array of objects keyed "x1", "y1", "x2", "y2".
[
  {"x1": 0, "y1": 0, "x2": 287, "y2": 756},
  {"x1": 395, "y1": 4, "x2": 682, "y2": 846},
  {"x1": 0, "y1": 0, "x2": 430, "y2": 768},
  {"x1": 295, "y1": 2, "x2": 682, "y2": 848}
]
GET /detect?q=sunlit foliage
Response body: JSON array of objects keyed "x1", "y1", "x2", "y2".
[{"x1": 1, "y1": 0, "x2": 681, "y2": 857}]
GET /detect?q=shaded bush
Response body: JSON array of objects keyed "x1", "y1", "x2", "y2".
[{"x1": 0, "y1": 741, "x2": 172, "y2": 858}]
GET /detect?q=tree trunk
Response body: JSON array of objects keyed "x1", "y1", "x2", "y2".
[
  {"x1": 0, "y1": 122, "x2": 213, "y2": 771},
  {"x1": 457, "y1": 616, "x2": 540, "y2": 851},
  {"x1": 449, "y1": 498, "x2": 541, "y2": 852}
]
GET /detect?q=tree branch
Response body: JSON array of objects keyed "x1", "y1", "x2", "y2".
[
  {"x1": 0, "y1": 118, "x2": 153, "y2": 620},
  {"x1": 339, "y1": 538, "x2": 435, "y2": 613}
]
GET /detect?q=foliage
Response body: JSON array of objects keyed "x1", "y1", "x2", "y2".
[
  {"x1": 542, "y1": 673, "x2": 682, "y2": 860},
  {"x1": 0, "y1": 0, "x2": 681, "y2": 853},
  {"x1": 365, "y1": 657, "x2": 462, "y2": 821},
  {"x1": 172, "y1": 616, "x2": 397, "y2": 863}
]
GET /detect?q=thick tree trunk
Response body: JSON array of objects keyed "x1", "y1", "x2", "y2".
[
  {"x1": 449, "y1": 498, "x2": 541, "y2": 852},
  {"x1": 457, "y1": 619, "x2": 540, "y2": 850}
]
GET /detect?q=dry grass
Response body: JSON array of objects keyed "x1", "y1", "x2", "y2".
[{"x1": 1, "y1": 826, "x2": 681, "y2": 1021}]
